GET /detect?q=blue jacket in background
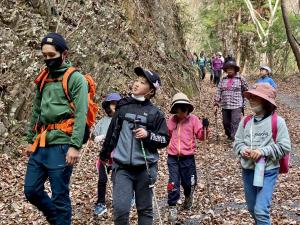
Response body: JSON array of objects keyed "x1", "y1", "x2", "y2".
[{"x1": 256, "y1": 76, "x2": 277, "y2": 89}]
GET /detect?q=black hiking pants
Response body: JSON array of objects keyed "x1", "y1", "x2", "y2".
[
  {"x1": 199, "y1": 66, "x2": 206, "y2": 80},
  {"x1": 167, "y1": 155, "x2": 197, "y2": 206},
  {"x1": 213, "y1": 69, "x2": 222, "y2": 85},
  {"x1": 112, "y1": 163, "x2": 157, "y2": 225},
  {"x1": 222, "y1": 107, "x2": 243, "y2": 140},
  {"x1": 97, "y1": 161, "x2": 112, "y2": 204}
]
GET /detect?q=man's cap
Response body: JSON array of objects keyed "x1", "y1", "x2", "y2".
[{"x1": 41, "y1": 33, "x2": 69, "y2": 52}]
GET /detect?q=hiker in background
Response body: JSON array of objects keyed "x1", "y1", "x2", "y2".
[
  {"x1": 94, "y1": 92, "x2": 121, "y2": 216},
  {"x1": 224, "y1": 53, "x2": 236, "y2": 63},
  {"x1": 256, "y1": 66, "x2": 277, "y2": 89},
  {"x1": 99, "y1": 67, "x2": 170, "y2": 225},
  {"x1": 187, "y1": 50, "x2": 195, "y2": 65},
  {"x1": 197, "y1": 50, "x2": 207, "y2": 80},
  {"x1": 166, "y1": 92, "x2": 208, "y2": 223},
  {"x1": 24, "y1": 33, "x2": 89, "y2": 225},
  {"x1": 234, "y1": 83, "x2": 291, "y2": 225},
  {"x1": 218, "y1": 51, "x2": 225, "y2": 63},
  {"x1": 212, "y1": 52, "x2": 224, "y2": 85},
  {"x1": 214, "y1": 61, "x2": 248, "y2": 142},
  {"x1": 207, "y1": 54, "x2": 215, "y2": 83}
]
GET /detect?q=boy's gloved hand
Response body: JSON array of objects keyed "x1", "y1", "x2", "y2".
[{"x1": 202, "y1": 118, "x2": 209, "y2": 128}]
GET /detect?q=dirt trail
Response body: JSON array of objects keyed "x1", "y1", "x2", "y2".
[{"x1": 1, "y1": 73, "x2": 300, "y2": 225}]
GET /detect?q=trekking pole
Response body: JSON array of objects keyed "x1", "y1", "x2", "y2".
[
  {"x1": 215, "y1": 109, "x2": 220, "y2": 144},
  {"x1": 140, "y1": 140, "x2": 163, "y2": 225},
  {"x1": 134, "y1": 120, "x2": 163, "y2": 225},
  {"x1": 69, "y1": 137, "x2": 91, "y2": 188},
  {"x1": 103, "y1": 163, "x2": 113, "y2": 195},
  {"x1": 203, "y1": 120, "x2": 213, "y2": 209}
]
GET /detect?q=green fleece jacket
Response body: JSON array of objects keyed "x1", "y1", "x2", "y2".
[{"x1": 27, "y1": 61, "x2": 88, "y2": 150}]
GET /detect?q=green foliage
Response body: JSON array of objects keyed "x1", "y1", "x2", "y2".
[{"x1": 179, "y1": 0, "x2": 299, "y2": 76}]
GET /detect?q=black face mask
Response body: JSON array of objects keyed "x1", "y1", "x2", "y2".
[{"x1": 44, "y1": 56, "x2": 63, "y2": 70}]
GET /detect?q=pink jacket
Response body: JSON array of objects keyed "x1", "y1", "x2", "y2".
[{"x1": 167, "y1": 114, "x2": 204, "y2": 156}]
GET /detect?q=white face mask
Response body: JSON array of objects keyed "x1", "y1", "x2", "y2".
[
  {"x1": 131, "y1": 94, "x2": 145, "y2": 102},
  {"x1": 251, "y1": 104, "x2": 264, "y2": 114}
]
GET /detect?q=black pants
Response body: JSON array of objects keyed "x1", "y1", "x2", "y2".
[
  {"x1": 200, "y1": 66, "x2": 206, "y2": 80},
  {"x1": 112, "y1": 163, "x2": 157, "y2": 225},
  {"x1": 213, "y1": 70, "x2": 222, "y2": 85},
  {"x1": 210, "y1": 68, "x2": 214, "y2": 82},
  {"x1": 97, "y1": 161, "x2": 112, "y2": 204},
  {"x1": 167, "y1": 155, "x2": 197, "y2": 206},
  {"x1": 222, "y1": 108, "x2": 243, "y2": 140}
]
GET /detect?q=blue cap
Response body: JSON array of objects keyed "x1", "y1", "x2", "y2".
[
  {"x1": 260, "y1": 66, "x2": 272, "y2": 73},
  {"x1": 104, "y1": 93, "x2": 121, "y2": 102},
  {"x1": 102, "y1": 93, "x2": 121, "y2": 110}
]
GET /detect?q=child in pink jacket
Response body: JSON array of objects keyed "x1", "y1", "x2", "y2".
[{"x1": 167, "y1": 92, "x2": 208, "y2": 222}]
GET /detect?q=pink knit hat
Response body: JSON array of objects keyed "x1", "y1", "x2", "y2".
[{"x1": 244, "y1": 83, "x2": 277, "y2": 107}]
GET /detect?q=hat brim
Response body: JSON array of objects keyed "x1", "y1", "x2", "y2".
[
  {"x1": 134, "y1": 67, "x2": 155, "y2": 88},
  {"x1": 223, "y1": 64, "x2": 240, "y2": 72},
  {"x1": 244, "y1": 90, "x2": 277, "y2": 107},
  {"x1": 170, "y1": 101, "x2": 194, "y2": 114}
]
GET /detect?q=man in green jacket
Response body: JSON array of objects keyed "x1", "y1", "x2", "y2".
[{"x1": 24, "y1": 33, "x2": 88, "y2": 225}]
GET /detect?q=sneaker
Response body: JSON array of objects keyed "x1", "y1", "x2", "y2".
[
  {"x1": 94, "y1": 203, "x2": 107, "y2": 216},
  {"x1": 168, "y1": 206, "x2": 177, "y2": 222},
  {"x1": 182, "y1": 195, "x2": 193, "y2": 210}
]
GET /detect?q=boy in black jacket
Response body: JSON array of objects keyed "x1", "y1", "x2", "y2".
[{"x1": 100, "y1": 67, "x2": 170, "y2": 225}]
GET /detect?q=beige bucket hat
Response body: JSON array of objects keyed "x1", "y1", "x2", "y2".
[{"x1": 170, "y1": 92, "x2": 194, "y2": 114}]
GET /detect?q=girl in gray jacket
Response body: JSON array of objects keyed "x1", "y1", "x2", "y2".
[{"x1": 234, "y1": 83, "x2": 291, "y2": 225}]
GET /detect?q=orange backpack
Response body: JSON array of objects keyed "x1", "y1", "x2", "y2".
[{"x1": 31, "y1": 66, "x2": 98, "y2": 152}]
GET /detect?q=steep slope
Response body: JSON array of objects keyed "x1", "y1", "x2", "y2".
[{"x1": 0, "y1": 0, "x2": 198, "y2": 152}]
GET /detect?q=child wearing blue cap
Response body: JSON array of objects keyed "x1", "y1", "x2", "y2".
[
  {"x1": 256, "y1": 66, "x2": 277, "y2": 89},
  {"x1": 94, "y1": 92, "x2": 122, "y2": 216}
]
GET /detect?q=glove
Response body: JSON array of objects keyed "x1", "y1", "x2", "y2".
[
  {"x1": 202, "y1": 118, "x2": 209, "y2": 128},
  {"x1": 99, "y1": 150, "x2": 110, "y2": 162},
  {"x1": 94, "y1": 135, "x2": 105, "y2": 144}
]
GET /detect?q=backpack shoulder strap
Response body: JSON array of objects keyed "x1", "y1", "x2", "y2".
[
  {"x1": 34, "y1": 68, "x2": 49, "y2": 92},
  {"x1": 271, "y1": 112, "x2": 278, "y2": 142},
  {"x1": 62, "y1": 66, "x2": 77, "y2": 100},
  {"x1": 243, "y1": 115, "x2": 252, "y2": 128},
  {"x1": 62, "y1": 66, "x2": 77, "y2": 109}
]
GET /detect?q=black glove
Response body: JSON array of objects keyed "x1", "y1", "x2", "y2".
[
  {"x1": 99, "y1": 150, "x2": 109, "y2": 162},
  {"x1": 202, "y1": 118, "x2": 209, "y2": 128}
]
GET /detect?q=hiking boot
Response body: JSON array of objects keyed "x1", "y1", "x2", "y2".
[
  {"x1": 168, "y1": 206, "x2": 177, "y2": 222},
  {"x1": 182, "y1": 195, "x2": 193, "y2": 210},
  {"x1": 94, "y1": 203, "x2": 107, "y2": 216}
]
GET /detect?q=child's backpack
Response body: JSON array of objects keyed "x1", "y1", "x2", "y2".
[
  {"x1": 31, "y1": 66, "x2": 99, "y2": 152},
  {"x1": 243, "y1": 112, "x2": 290, "y2": 174}
]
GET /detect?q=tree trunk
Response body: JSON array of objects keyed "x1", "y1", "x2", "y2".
[
  {"x1": 236, "y1": 7, "x2": 242, "y2": 65},
  {"x1": 267, "y1": 35, "x2": 273, "y2": 69},
  {"x1": 281, "y1": 0, "x2": 300, "y2": 71}
]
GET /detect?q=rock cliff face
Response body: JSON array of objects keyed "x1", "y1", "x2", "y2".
[{"x1": 0, "y1": 0, "x2": 197, "y2": 152}]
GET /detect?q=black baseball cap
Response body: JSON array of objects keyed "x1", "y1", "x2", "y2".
[{"x1": 134, "y1": 67, "x2": 161, "y2": 90}]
